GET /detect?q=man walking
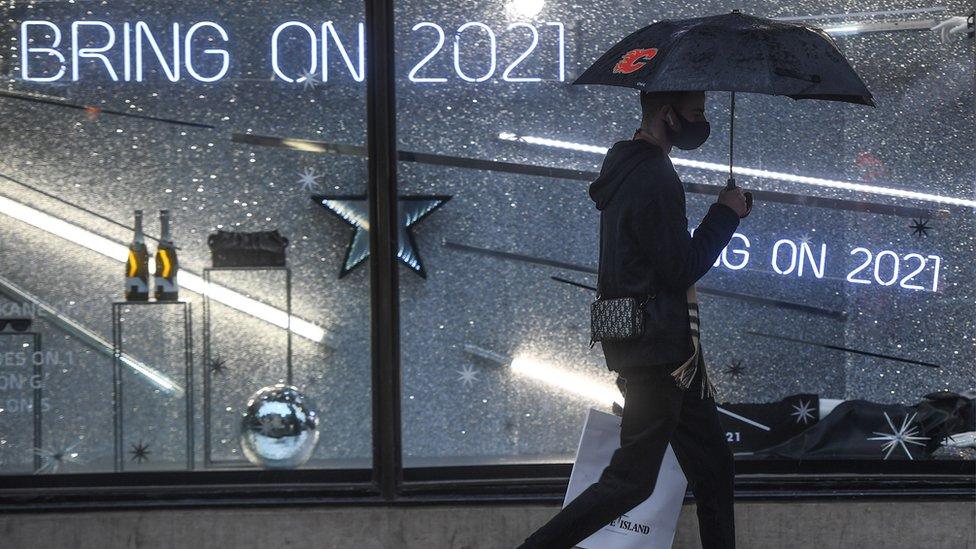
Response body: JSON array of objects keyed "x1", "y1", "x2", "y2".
[{"x1": 518, "y1": 90, "x2": 751, "y2": 549}]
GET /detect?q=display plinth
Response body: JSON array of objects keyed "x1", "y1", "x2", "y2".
[
  {"x1": 202, "y1": 267, "x2": 292, "y2": 468},
  {"x1": 111, "y1": 301, "x2": 194, "y2": 472}
]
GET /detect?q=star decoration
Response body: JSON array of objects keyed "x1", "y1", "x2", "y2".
[
  {"x1": 129, "y1": 440, "x2": 151, "y2": 463},
  {"x1": 867, "y1": 411, "x2": 929, "y2": 460},
  {"x1": 725, "y1": 359, "x2": 744, "y2": 378},
  {"x1": 297, "y1": 68, "x2": 320, "y2": 91},
  {"x1": 790, "y1": 398, "x2": 816, "y2": 425},
  {"x1": 456, "y1": 364, "x2": 480, "y2": 387},
  {"x1": 909, "y1": 217, "x2": 931, "y2": 237},
  {"x1": 312, "y1": 193, "x2": 451, "y2": 279},
  {"x1": 798, "y1": 233, "x2": 813, "y2": 246},
  {"x1": 33, "y1": 438, "x2": 84, "y2": 474},
  {"x1": 296, "y1": 167, "x2": 323, "y2": 192},
  {"x1": 209, "y1": 355, "x2": 227, "y2": 375}
]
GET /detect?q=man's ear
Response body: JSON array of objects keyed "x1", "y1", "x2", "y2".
[{"x1": 661, "y1": 105, "x2": 677, "y2": 130}]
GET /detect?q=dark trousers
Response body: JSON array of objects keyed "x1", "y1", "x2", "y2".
[{"x1": 517, "y1": 359, "x2": 735, "y2": 548}]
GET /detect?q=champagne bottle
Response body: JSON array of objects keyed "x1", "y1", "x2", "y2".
[
  {"x1": 125, "y1": 210, "x2": 150, "y2": 301},
  {"x1": 153, "y1": 209, "x2": 180, "y2": 301}
]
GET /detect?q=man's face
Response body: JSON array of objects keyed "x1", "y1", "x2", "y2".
[{"x1": 674, "y1": 91, "x2": 707, "y2": 124}]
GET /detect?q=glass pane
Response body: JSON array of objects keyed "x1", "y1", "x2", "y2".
[
  {"x1": 395, "y1": 1, "x2": 974, "y2": 466},
  {"x1": 0, "y1": 0, "x2": 371, "y2": 474}
]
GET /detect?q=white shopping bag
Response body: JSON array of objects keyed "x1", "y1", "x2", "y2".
[{"x1": 563, "y1": 408, "x2": 688, "y2": 549}]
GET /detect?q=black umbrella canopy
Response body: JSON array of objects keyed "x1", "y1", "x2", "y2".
[
  {"x1": 573, "y1": 10, "x2": 875, "y2": 107},
  {"x1": 574, "y1": 10, "x2": 875, "y2": 193}
]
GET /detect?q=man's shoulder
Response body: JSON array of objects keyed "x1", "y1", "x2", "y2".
[{"x1": 623, "y1": 156, "x2": 682, "y2": 200}]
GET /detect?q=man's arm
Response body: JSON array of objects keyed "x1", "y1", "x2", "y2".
[{"x1": 634, "y1": 173, "x2": 740, "y2": 291}]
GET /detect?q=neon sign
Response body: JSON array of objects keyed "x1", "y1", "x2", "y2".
[
  {"x1": 22, "y1": 20, "x2": 231, "y2": 82},
  {"x1": 270, "y1": 21, "x2": 365, "y2": 83},
  {"x1": 408, "y1": 21, "x2": 564, "y2": 83},
  {"x1": 19, "y1": 19, "x2": 565, "y2": 84},
  {"x1": 704, "y1": 231, "x2": 944, "y2": 292}
]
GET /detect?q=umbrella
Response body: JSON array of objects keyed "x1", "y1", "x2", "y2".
[{"x1": 573, "y1": 10, "x2": 875, "y2": 193}]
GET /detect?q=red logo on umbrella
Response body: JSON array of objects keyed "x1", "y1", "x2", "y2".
[{"x1": 613, "y1": 48, "x2": 658, "y2": 74}]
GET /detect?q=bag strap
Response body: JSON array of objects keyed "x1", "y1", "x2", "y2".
[
  {"x1": 596, "y1": 153, "x2": 657, "y2": 300},
  {"x1": 596, "y1": 206, "x2": 604, "y2": 299}
]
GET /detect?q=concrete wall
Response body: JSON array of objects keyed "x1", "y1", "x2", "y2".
[{"x1": 1, "y1": 501, "x2": 973, "y2": 548}]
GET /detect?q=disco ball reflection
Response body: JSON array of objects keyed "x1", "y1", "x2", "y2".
[{"x1": 240, "y1": 384, "x2": 320, "y2": 468}]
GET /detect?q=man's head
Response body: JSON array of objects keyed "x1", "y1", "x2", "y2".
[{"x1": 638, "y1": 90, "x2": 710, "y2": 151}]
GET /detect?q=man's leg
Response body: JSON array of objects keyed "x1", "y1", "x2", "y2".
[
  {"x1": 670, "y1": 363, "x2": 736, "y2": 549},
  {"x1": 517, "y1": 365, "x2": 685, "y2": 548}
]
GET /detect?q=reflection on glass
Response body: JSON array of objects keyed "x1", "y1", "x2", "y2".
[
  {"x1": 394, "y1": 0, "x2": 975, "y2": 465},
  {"x1": 0, "y1": 0, "x2": 372, "y2": 475}
]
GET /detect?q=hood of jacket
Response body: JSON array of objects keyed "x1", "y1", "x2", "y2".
[{"x1": 588, "y1": 137, "x2": 663, "y2": 211}]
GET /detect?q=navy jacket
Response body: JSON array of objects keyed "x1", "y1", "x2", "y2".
[{"x1": 588, "y1": 137, "x2": 740, "y2": 371}]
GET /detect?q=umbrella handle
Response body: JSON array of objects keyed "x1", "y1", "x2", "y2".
[{"x1": 727, "y1": 91, "x2": 736, "y2": 190}]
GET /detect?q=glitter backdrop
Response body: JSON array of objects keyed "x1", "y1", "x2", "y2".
[{"x1": 0, "y1": 0, "x2": 972, "y2": 474}]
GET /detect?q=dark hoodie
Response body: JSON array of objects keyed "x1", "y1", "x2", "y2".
[{"x1": 588, "y1": 137, "x2": 740, "y2": 371}]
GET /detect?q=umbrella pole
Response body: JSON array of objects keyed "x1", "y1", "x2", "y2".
[{"x1": 726, "y1": 91, "x2": 736, "y2": 190}]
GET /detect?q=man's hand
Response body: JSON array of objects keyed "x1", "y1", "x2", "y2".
[{"x1": 717, "y1": 186, "x2": 751, "y2": 218}]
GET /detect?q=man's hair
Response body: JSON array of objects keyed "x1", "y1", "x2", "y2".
[{"x1": 640, "y1": 91, "x2": 690, "y2": 122}]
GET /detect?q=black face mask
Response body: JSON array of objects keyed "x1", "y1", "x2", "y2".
[{"x1": 665, "y1": 109, "x2": 710, "y2": 150}]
